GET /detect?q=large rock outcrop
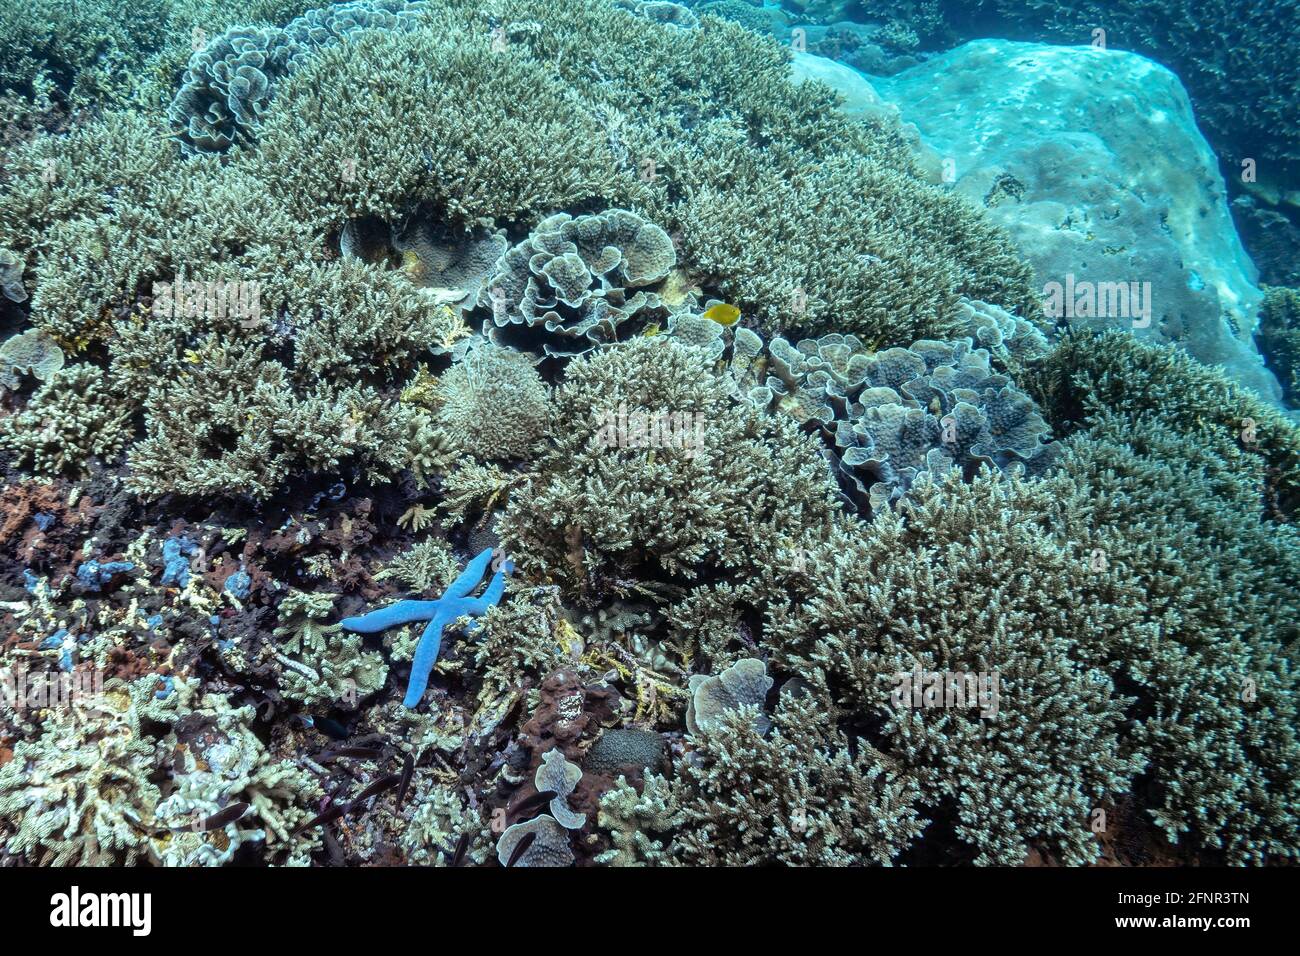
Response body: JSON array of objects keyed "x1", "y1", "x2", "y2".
[{"x1": 796, "y1": 40, "x2": 1282, "y2": 402}]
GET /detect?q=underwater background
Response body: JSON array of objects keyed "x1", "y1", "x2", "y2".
[{"x1": 0, "y1": 0, "x2": 1296, "y2": 868}]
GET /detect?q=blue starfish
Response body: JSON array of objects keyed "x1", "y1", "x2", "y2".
[{"x1": 341, "y1": 547, "x2": 512, "y2": 708}]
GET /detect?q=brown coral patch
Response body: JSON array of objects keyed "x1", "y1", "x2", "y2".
[{"x1": 0, "y1": 479, "x2": 98, "y2": 573}]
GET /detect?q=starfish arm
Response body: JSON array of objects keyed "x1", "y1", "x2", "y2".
[
  {"x1": 443, "y1": 548, "x2": 495, "y2": 600},
  {"x1": 460, "y1": 567, "x2": 510, "y2": 616},
  {"x1": 403, "y1": 609, "x2": 453, "y2": 708},
  {"x1": 340, "y1": 600, "x2": 440, "y2": 634}
]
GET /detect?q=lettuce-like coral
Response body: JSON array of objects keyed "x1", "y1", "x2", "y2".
[
  {"x1": 482, "y1": 209, "x2": 677, "y2": 358},
  {"x1": 765, "y1": 330, "x2": 1056, "y2": 509},
  {"x1": 167, "y1": 0, "x2": 432, "y2": 153}
]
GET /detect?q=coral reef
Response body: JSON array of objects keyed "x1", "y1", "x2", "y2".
[{"x1": 0, "y1": 0, "x2": 1295, "y2": 878}]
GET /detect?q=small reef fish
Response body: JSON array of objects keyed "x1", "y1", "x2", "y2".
[{"x1": 702, "y1": 302, "x2": 741, "y2": 326}]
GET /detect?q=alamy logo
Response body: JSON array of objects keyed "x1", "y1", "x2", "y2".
[
  {"x1": 1, "y1": 664, "x2": 103, "y2": 712},
  {"x1": 152, "y1": 277, "x2": 261, "y2": 326},
  {"x1": 593, "y1": 404, "x2": 707, "y2": 459},
  {"x1": 1042, "y1": 273, "x2": 1152, "y2": 328},
  {"x1": 49, "y1": 886, "x2": 151, "y2": 937},
  {"x1": 891, "y1": 665, "x2": 1000, "y2": 718}
]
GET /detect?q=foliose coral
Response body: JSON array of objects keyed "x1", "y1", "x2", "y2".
[
  {"x1": 495, "y1": 812, "x2": 573, "y2": 867},
  {"x1": 764, "y1": 330, "x2": 1056, "y2": 509},
  {"x1": 0, "y1": 247, "x2": 26, "y2": 302},
  {"x1": 482, "y1": 209, "x2": 678, "y2": 359},
  {"x1": 168, "y1": 0, "x2": 432, "y2": 153},
  {"x1": 0, "y1": 328, "x2": 63, "y2": 393},
  {"x1": 685, "y1": 657, "x2": 773, "y2": 735},
  {"x1": 535, "y1": 748, "x2": 586, "y2": 829}
]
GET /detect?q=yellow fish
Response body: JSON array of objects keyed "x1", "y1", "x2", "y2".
[{"x1": 702, "y1": 302, "x2": 741, "y2": 326}]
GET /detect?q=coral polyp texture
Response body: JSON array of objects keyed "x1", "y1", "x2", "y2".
[{"x1": 0, "y1": 0, "x2": 1296, "y2": 882}]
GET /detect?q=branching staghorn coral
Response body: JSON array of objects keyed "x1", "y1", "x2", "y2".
[
  {"x1": 241, "y1": 0, "x2": 1034, "y2": 338},
  {"x1": 0, "y1": 679, "x2": 163, "y2": 866},
  {"x1": 272, "y1": 590, "x2": 388, "y2": 708},
  {"x1": 0, "y1": 364, "x2": 132, "y2": 476},
  {"x1": 151, "y1": 682, "x2": 322, "y2": 866},
  {"x1": 1059, "y1": 429, "x2": 1298, "y2": 863},
  {"x1": 463, "y1": 584, "x2": 573, "y2": 709},
  {"x1": 0, "y1": 0, "x2": 1036, "y2": 500},
  {"x1": 1047, "y1": 406, "x2": 1300, "y2": 863},
  {"x1": 499, "y1": 337, "x2": 844, "y2": 590},
  {"x1": 399, "y1": 783, "x2": 492, "y2": 866},
  {"x1": 0, "y1": 675, "x2": 319, "y2": 866},
  {"x1": 1256, "y1": 285, "x2": 1300, "y2": 408},
  {"x1": 0, "y1": 1, "x2": 313, "y2": 117},
  {"x1": 1033, "y1": 330, "x2": 1300, "y2": 516},
  {"x1": 373, "y1": 538, "x2": 460, "y2": 593},
  {"x1": 602, "y1": 691, "x2": 928, "y2": 866},
  {"x1": 764, "y1": 469, "x2": 1145, "y2": 865}
]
